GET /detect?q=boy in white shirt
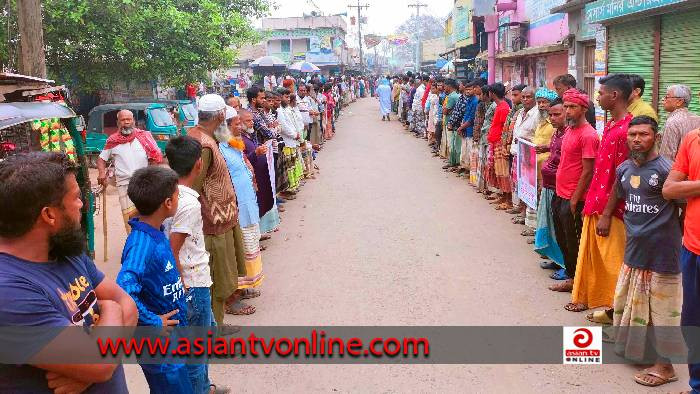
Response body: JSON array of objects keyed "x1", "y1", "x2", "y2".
[{"x1": 164, "y1": 136, "x2": 230, "y2": 394}]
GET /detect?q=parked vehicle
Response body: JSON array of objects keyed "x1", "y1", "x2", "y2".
[
  {"x1": 85, "y1": 103, "x2": 177, "y2": 161},
  {"x1": 154, "y1": 99, "x2": 198, "y2": 134}
]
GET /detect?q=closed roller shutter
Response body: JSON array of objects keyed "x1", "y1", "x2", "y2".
[
  {"x1": 659, "y1": 9, "x2": 700, "y2": 128},
  {"x1": 607, "y1": 19, "x2": 655, "y2": 106}
]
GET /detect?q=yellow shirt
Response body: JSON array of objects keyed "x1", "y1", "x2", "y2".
[
  {"x1": 627, "y1": 97, "x2": 658, "y2": 121},
  {"x1": 533, "y1": 119, "x2": 554, "y2": 165}
]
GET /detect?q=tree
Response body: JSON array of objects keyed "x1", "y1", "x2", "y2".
[
  {"x1": 40, "y1": 0, "x2": 271, "y2": 93},
  {"x1": 393, "y1": 14, "x2": 444, "y2": 66}
]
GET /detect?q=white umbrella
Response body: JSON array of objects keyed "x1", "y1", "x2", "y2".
[
  {"x1": 440, "y1": 60, "x2": 454, "y2": 73},
  {"x1": 289, "y1": 61, "x2": 321, "y2": 73},
  {"x1": 251, "y1": 55, "x2": 287, "y2": 67}
]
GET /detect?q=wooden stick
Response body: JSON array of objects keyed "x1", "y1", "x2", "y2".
[{"x1": 102, "y1": 187, "x2": 108, "y2": 262}]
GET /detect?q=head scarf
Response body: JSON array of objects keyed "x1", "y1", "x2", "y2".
[
  {"x1": 535, "y1": 88, "x2": 558, "y2": 102},
  {"x1": 562, "y1": 88, "x2": 590, "y2": 108}
]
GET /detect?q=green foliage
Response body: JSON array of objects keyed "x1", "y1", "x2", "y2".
[
  {"x1": 0, "y1": 0, "x2": 19, "y2": 71},
  {"x1": 42, "y1": 0, "x2": 270, "y2": 92}
]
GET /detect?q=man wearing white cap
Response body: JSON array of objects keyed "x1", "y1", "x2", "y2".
[{"x1": 187, "y1": 94, "x2": 248, "y2": 325}]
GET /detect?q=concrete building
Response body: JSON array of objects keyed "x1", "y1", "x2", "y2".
[
  {"x1": 421, "y1": 37, "x2": 448, "y2": 73},
  {"x1": 261, "y1": 15, "x2": 349, "y2": 73}
]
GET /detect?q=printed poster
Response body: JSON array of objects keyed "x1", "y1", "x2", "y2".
[
  {"x1": 265, "y1": 140, "x2": 276, "y2": 196},
  {"x1": 517, "y1": 139, "x2": 538, "y2": 210}
]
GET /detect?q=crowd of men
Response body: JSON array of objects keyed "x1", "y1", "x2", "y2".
[
  {"x1": 385, "y1": 71, "x2": 700, "y2": 389},
  {"x1": 0, "y1": 75, "x2": 357, "y2": 393}
]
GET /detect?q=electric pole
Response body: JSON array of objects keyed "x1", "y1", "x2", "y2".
[
  {"x1": 348, "y1": 0, "x2": 369, "y2": 72},
  {"x1": 407, "y1": 2, "x2": 427, "y2": 74},
  {"x1": 17, "y1": 0, "x2": 47, "y2": 78}
]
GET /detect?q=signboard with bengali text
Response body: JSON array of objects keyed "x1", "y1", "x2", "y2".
[
  {"x1": 517, "y1": 139, "x2": 538, "y2": 210},
  {"x1": 584, "y1": 0, "x2": 686, "y2": 24}
]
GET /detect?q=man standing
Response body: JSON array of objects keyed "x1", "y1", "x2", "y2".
[
  {"x1": 485, "y1": 83, "x2": 511, "y2": 203},
  {"x1": 377, "y1": 77, "x2": 393, "y2": 121},
  {"x1": 410, "y1": 77, "x2": 426, "y2": 135},
  {"x1": 97, "y1": 109, "x2": 162, "y2": 233},
  {"x1": 567, "y1": 75, "x2": 633, "y2": 312},
  {"x1": 447, "y1": 80, "x2": 469, "y2": 173},
  {"x1": 660, "y1": 84, "x2": 700, "y2": 161},
  {"x1": 663, "y1": 122, "x2": 700, "y2": 393},
  {"x1": 509, "y1": 87, "x2": 539, "y2": 219},
  {"x1": 458, "y1": 81, "x2": 479, "y2": 176},
  {"x1": 549, "y1": 89, "x2": 598, "y2": 293},
  {"x1": 432, "y1": 79, "x2": 446, "y2": 156},
  {"x1": 0, "y1": 152, "x2": 137, "y2": 393},
  {"x1": 623, "y1": 74, "x2": 658, "y2": 121},
  {"x1": 297, "y1": 84, "x2": 317, "y2": 137},
  {"x1": 605, "y1": 116, "x2": 682, "y2": 388},
  {"x1": 187, "y1": 94, "x2": 249, "y2": 324},
  {"x1": 500, "y1": 84, "x2": 526, "y2": 210},
  {"x1": 441, "y1": 79, "x2": 460, "y2": 167},
  {"x1": 553, "y1": 74, "x2": 597, "y2": 126}
]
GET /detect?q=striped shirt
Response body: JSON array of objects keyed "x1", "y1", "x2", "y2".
[{"x1": 660, "y1": 108, "x2": 700, "y2": 161}]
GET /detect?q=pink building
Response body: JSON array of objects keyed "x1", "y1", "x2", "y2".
[{"x1": 492, "y1": 0, "x2": 570, "y2": 89}]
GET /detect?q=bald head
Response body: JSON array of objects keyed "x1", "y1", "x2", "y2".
[{"x1": 117, "y1": 110, "x2": 135, "y2": 134}]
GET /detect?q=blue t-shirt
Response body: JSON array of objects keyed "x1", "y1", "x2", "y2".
[
  {"x1": 0, "y1": 252, "x2": 127, "y2": 393},
  {"x1": 117, "y1": 219, "x2": 188, "y2": 327}
]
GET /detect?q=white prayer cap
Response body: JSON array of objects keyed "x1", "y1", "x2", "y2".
[
  {"x1": 225, "y1": 105, "x2": 237, "y2": 120},
  {"x1": 198, "y1": 94, "x2": 226, "y2": 112}
]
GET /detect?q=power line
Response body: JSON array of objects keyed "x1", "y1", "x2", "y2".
[
  {"x1": 407, "y1": 2, "x2": 427, "y2": 72},
  {"x1": 348, "y1": 0, "x2": 370, "y2": 71}
]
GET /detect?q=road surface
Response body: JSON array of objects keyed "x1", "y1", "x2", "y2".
[{"x1": 93, "y1": 97, "x2": 688, "y2": 392}]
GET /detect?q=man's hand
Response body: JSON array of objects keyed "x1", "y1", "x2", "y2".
[
  {"x1": 255, "y1": 145, "x2": 268, "y2": 156},
  {"x1": 97, "y1": 174, "x2": 107, "y2": 187},
  {"x1": 569, "y1": 199, "x2": 578, "y2": 216},
  {"x1": 596, "y1": 215, "x2": 612, "y2": 237},
  {"x1": 46, "y1": 371, "x2": 91, "y2": 394},
  {"x1": 96, "y1": 299, "x2": 122, "y2": 323},
  {"x1": 159, "y1": 309, "x2": 180, "y2": 327}
]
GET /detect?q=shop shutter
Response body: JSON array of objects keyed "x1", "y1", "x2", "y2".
[
  {"x1": 659, "y1": 9, "x2": 700, "y2": 128},
  {"x1": 607, "y1": 19, "x2": 655, "y2": 106}
]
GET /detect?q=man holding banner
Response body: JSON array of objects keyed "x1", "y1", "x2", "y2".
[{"x1": 549, "y1": 89, "x2": 599, "y2": 293}]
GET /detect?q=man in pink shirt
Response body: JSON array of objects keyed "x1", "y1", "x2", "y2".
[
  {"x1": 549, "y1": 89, "x2": 599, "y2": 293},
  {"x1": 567, "y1": 74, "x2": 633, "y2": 314}
]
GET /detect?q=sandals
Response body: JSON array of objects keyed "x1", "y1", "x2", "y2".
[
  {"x1": 224, "y1": 301, "x2": 256, "y2": 315},
  {"x1": 540, "y1": 261, "x2": 559, "y2": 270},
  {"x1": 239, "y1": 288, "x2": 261, "y2": 299},
  {"x1": 633, "y1": 370, "x2": 678, "y2": 387},
  {"x1": 564, "y1": 302, "x2": 588, "y2": 312},
  {"x1": 586, "y1": 309, "x2": 613, "y2": 325},
  {"x1": 549, "y1": 268, "x2": 568, "y2": 280},
  {"x1": 512, "y1": 218, "x2": 525, "y2": 225},
  {"x1": 495, "y1": 203, "x2": 511, "y2": 210},
  {"x1": 521, "y1": 229, "x2": 535, "y2": 236}
]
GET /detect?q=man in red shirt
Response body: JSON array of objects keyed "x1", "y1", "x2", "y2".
[
  {"x1": 549, "y1": 89, "x2": 599, "y2": 293},
  {"x1": 567, "y1": 74, "x2": 633, "y2": 313},
  {"x1": 664, "y1": 127, "x2": 700, "y2": 391},
  {"x1": 485, "y1": 82, "x2": 511, "y2": 205}
]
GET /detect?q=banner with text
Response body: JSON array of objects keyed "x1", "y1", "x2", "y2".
[{"x1": 518, "y1": 139, "x2": 538, "y2": 210}]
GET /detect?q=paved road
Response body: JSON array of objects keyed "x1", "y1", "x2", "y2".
[{"x1": 95, "y1": 97, "x2": 688, "y2": 392}]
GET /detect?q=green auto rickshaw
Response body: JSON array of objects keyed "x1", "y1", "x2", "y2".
[
  {"x1": 154, "y1": 99, "x2": 198, "y2": 134},
  {"x1": 84, "y1": 103, "x2": 178, "y2": 163},
  {"x1": 0, "y1": 101, "x2": 96, "y2": 258}
]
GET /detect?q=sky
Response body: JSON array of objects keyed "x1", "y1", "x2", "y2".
[{"x1": 255, "y1": 0, "x2": 453, "y2": 47}]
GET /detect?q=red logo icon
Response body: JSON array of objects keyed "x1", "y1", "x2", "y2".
[{"x1": 572, "y1": 328, "x2": 593, "y2": 348}]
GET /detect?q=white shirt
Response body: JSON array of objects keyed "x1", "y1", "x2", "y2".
[
  {"x1": 164, "y1": 185, "x2": 212, "y2": 288},
  {"x1": 412, "y1": 84, "x2": 426, "y2": 111},
  {"x1": 98, "y1": 138, "x2": 148, "y2": 186},
  {"x1": 296, "y1": 95, "x2": 313, "y2": 124},
  {"x1": 511, "y1": 105, "x2": 540, "y2": 155},
  {"x1": 263, "y1": 76, "x2": 271, "y2": 91},
  {"x1": 276, "y1": 106, "x2": 299, "y2": 148}
]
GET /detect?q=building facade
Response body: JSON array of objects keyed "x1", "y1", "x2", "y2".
[{"x1": 261, "y1": 16, "x2": 349, "y2": 71}]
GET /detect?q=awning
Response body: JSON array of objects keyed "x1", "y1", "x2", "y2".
[
  {"x1": 496, "y1": 43, "x2": 568, "y2": 60},
  {"x1": 435, "y1": 58, "x2": 448, "y2": 69},
  {"x1": 550, "y1": 0, "x2": 590, "y2": 14}
]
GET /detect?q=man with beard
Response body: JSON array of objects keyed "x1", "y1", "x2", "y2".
[
  {"x1": 568, "y1": 75, "x2": 633, "y2": 313},
  {"x1": 549, "y1": 89, "x2": 598, "y2": 294},
  {"x1": 0, "y1": 152, "x2": 137, "y2": 393},
  {"x1": 604, "y1": 116, "x2": 682, "y2": 387},
  {"x1": 97, "y1": 109, "x2": 162, "y2": 233},
  {"x1": 187, "y1": 94, "x2": 252, "y2": 323},
  {"x1": 508, "y1": 87, "x2": 539, "y2": 221}
]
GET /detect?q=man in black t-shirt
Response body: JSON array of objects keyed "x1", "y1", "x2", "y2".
[{"x1": 597, "y1": 116, "x2": 682, "y2": 387}]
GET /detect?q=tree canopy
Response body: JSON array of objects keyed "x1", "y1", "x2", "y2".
[
  {"x1": 393, "y1": 14, "x2": 445, "y2": 66},
  {"x1": 39, "y1": 0, "x2": 270, "y2": 92}
]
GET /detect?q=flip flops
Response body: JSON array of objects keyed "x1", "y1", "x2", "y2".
[
  {"x1": 540, "y1": 261, "x2": 559, "y2": 270},
  {"x1": 549, "y1": 268, "x2": 568, "y2": 280}
]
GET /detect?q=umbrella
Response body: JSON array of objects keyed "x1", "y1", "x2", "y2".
[
  {"x1": 251, "y1": 55, "x2": 287, "y2": 67},
  {"x1": 289, "y1": 61, "x2": 321, "y2": 73},
  {"x1": 440, "y1": 60, "x2": 454, "y2": 73}
]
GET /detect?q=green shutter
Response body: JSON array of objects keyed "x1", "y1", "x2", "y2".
[
  {"x1": 659, "y1": 9, "x2": 700, "y2": 128},
  {"x1": 607, "y1": 19, "x2": 655, "y2": 106}
]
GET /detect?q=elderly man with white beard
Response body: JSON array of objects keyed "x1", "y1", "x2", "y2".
[
  {"x1": 97, "y1": 109, "x2": 163, "y2": 233},
  {"x1": 187, "y1": 94, "x2": 254, "y2": 325}
]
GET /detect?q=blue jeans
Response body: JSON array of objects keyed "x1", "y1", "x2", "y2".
[
  {"x1": 141, "y1": 364, "x2": 193, "y2": 394},
  {"x1": 681, "y1": 246, "x2": 700, "y2": 393},
  {"x1": 186, "y1": 287, "x2": 214, "y2": 394}
]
